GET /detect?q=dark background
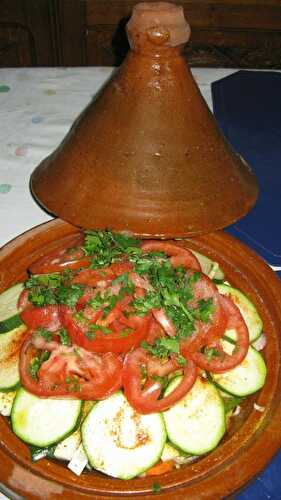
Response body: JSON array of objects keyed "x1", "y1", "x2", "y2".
[{"x1": 1, "y1": 0, "x2": 281, "y2": 68}]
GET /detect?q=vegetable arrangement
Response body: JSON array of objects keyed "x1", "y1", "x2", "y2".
[{"x1": 0, "y1": 231, "x2": 266, "y2": 480}]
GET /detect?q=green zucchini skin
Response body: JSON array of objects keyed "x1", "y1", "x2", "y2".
[
  {"x1": 0, "y1": 283, "x2": 24, "y2": 334},
  {"x1": 163, "y1": 376, "x2": 225, "y2": 456},
  {"x1": 217, "y1": 284, "x2": 263, "y2": 343},
  {"x1": 0, "y1": 324, "x2": 27, "y2": 392},
  {"x1": 210, "y1": 339, "x2": 267, "y2": 397},
  {"x1": 11, "y1": 388, "x2": 83, "y2": 447},
  {"x1": 190, "y1": 249, "x2": 224, "y2": 280},
  {"x1": 82, "y1": 391, "x2": 166, "y2": 479}
]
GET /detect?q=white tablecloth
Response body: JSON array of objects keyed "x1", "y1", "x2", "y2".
[{"x1": 0, "y1": 67, "x2": 238, "y2": 249}]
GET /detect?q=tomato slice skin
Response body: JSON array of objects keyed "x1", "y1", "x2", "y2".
[
  {"x1": 188, "y1": 295, "x2": 250, "y2": 373},
  {"x1": 141, "y1": 241, "x2": 201, "y2": 272},
  {"x1": 123, "y1": 347, "x2": 197, "y2": 414},
  {"x1": 29, "y1": 234, "x2": 91, "y2": 274},
  {"x1": 72, "y1": 262, "x2": 133, "y2": 287},
  {"x1": 60, "y1": 305, "x2": 151, "y2": 354},
  {"x1": 180, "y1": 273, "x2": 227, "y2": 354},
  {"x1": 19, "y1": 334, "x2": 123, "y2": 399},
  {"x1": 21, "y1": 305, "x2": 62, "y2": 332},
  {"x1": 18, "y1": 288, "x2": 30, "y2": 310}
]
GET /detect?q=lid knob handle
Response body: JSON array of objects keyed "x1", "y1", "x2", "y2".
[{"x1": 126, "y1": 2, "x2": 191, "y2": 51}]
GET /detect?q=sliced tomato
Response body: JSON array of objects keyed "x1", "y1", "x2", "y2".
[
  {"x1": 60, "y1": 305, "x2": 151, "y2": 354},
  {"x1": 152, "y1": 308, "x2": 176, "y2": 337},
  {"x1": 76, "y1": 287, "x2": 97, "y2": 311},
  {"x1": 96, "y1": 296, "x2": 132, "y2": 327},
  {"x1": 72, "y1": 268, "x2": 115, "y2": 287},
  {"x1": 188, "y1": 295, "x2": 250, "y2": 373},
  {"x1": 141, "y1": 241, "x2": 201, "y2": 272},
  {"x1": 146, "y1": 317, "x2": 165, "y2": 344},
  {"x1": 29, "y1": 234, "x2": 91, "y2": 274},
  {"x1": 146, "y1": 355, "x2": 179, "y2": 378},
  {"x1": 180, "y1": 273, "x2": 227, "y2": 354},
  {"x1": 20, "y1": 305, "x2": 61, "y2": 332},
  {"x1": 72, "y1": 261, "x2": 133, "y2": 287},
  {"x1": 123, "y1": 347, "x2": 197, "y2": 414},
  {"x1": 19, "y1": 335, "x2": 123, "y2": 399},
  {"x1": 18, "y1": 288, "x2": 30, "y2": 310}
]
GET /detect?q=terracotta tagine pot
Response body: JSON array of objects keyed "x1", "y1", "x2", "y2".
[
  {"x1": 30, "y1": 1, "x2": 258, "y2": 238},
  {"x1": 0, "y1": 218, "x2": 281, "y2": 500},
  {"x1": 3, "y1": 4, "x2": 279, "y2": 499}
]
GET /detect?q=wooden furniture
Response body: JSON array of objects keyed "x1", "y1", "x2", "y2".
[{"x1": 0, "y1": 0, "x2": 281, "y2": 68}]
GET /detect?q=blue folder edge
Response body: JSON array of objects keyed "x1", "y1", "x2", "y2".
[
  {"x1": 211, "y1": 70, "x2": 281, "y2": 498},
  {"x1": 212, "y1": 70, "x2": 281, "y2": 278}
]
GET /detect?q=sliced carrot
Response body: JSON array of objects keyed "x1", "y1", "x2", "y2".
[{"x1": 145, "y1": 460, "x2": 174, "y2": 476}]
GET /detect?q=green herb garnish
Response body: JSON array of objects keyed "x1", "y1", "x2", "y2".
[
  {"x1": 152, "y1": 482, "x2": 162, "y2": 493},
  {"x1": 58, "y1": 327, "x2": 71, "y2": 346},
  {"x1": 29, "y1": 357, "x2": 41, "y2": 379}
]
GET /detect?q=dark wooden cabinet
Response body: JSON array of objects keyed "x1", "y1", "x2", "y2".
[{"x1": 1, "y1": 0, "x2": 281, "y2": 68}]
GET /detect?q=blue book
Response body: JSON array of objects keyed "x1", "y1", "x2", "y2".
[
  {"x1": 212, "y1": 70, "x2": 281, "y2": 278},
  {"x1": 212, "y1": 70, "x2": 281, "y2": 499}
]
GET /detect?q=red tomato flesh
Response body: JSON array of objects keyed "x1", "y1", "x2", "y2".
[{"x1": 20, "y1": 334, "x2": 123, "y2": 399}]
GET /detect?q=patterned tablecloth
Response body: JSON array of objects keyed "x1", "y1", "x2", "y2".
[{"x1": 0, "y1": 67, "x2": 279, "y2": 500}]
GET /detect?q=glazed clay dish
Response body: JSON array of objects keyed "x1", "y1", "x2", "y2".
[
  {"x1": 0, "y1": 218, "x2": 281, "y2": 500},
  {"x1": 30, "y1": 2, "x2": 258, "y2": 237}
]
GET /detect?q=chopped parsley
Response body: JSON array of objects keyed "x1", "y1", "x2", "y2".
[
  {"x1": 83, "y1": 230, "x2": 141, "y2": 268},
  {"x1": 85, "y1": 330, "x2": 96, "y2": 340},
  {"x1": 197, "y1": 298, "x2": 214, "y2": 323},
  {"x1": 25, "y1": 273, "x2": 84, "y2": 308},
  {"x1": 204, "y1": 347, "x2": 222, "y2": 361},
  {"x1": 30, "y1": 444, "x2": 56, "y2": 462},
  {"x1": 56, "y1": 284, "x2": 84, "y2": 308},
  {"x1": 87, "y1": 323, "x2": 112, "y2": 335},
  {"x1": 141, "y1": 338, "x2": 187, "y2": 367},
  {"x1": 224, "y1": 395, "x2": 244, "y2": 414},
  {"x1": 152, "y1": 482, "x2": 162, "y2": 494},
  {"x1": 29, "y1": 357, "x2": 41, "y2": 379},
  {"x1": 132, "y1": 292, "x2": 161, "y2": 316},
  {"x1": 58, "y1": 327, "x2": 71, "y2": 346},
  {"x1": 36, "y1": 327, "x2": 52, "y2": 342},
  {"x1": 65, "y1": 375, "x2": 81, "y2": 392}
]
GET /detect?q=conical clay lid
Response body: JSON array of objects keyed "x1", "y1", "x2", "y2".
[{"x1": 31, "y1": 2, "x2": 258, "y2": 238}]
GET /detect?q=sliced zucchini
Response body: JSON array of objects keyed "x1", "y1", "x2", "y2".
[
  {"x1": 11, "y1": 388, "x2": 82, "y2": 447},
  {"x1": 211, "y1": 339, "x2": 267, "y2": 397},
  {"x1": 0, "y1": 390, "x2": 16, "y2": 416},
  {"x1": 82, "y1": 391, "x2": 166, "y2": 479},
  {"x1": 163, "y1": 376, "x2": 225, "y2": 456},
  {"x1": 54, "y1": 429, "x2": 81, "y2": 462},
  {"x1": 54, "y1": 400, "x2": 95, "y2": 461},
  {"x1": 161, "y1": 442, "x2": 181, "y2": 462},
  {"x1": 190, "y1": 250, "x2": 224, "y2": 281},
  {"x1": 0, "y1": 324, "x2": 27, "y2": 391},
  {"x1": 0, "y1": 283, "x2": 24, "y2": 334},
  {"x1": 217, "y1": 284, "x2": 263, "y2": 342}
]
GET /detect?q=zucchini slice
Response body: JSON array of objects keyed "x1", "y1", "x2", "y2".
[
  {"x1": 54, "y1": 429, "x2": 82, "y2": 462},
  {"x1": 0, "y1": 324, "x2": 27, "y2": 391},
  {"x1": 11, "y1": 388, "x2": 82, "y2": 447},
  {"x1": 0, "y1": 283, "x2": 24, "y2": 334},
  {"x1": 211, "y1": 339, "x2": 267, "y2": 397},
  {"x1": 82, "y1": 391, "x2": 166, "y2": 479},
  {"x1": 0, "y1": 390, "x2": 16, "y2": 416},
  {"x1": 163, "y1": 376, "x2": 225, "y2": 455},
  {"x1": 217, "y1": 284, "x2": 263, "y2": 342},
  {"x1": 54, "y1": 401, "x2": 95, "y2": 462},
  {"x1": 190, "y1": 250, "x2": 224, "y2": 281}
]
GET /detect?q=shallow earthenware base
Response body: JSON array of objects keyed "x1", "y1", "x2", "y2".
[{"x1": 0, "y1": 218, "x2": 281, "y2": 500}]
